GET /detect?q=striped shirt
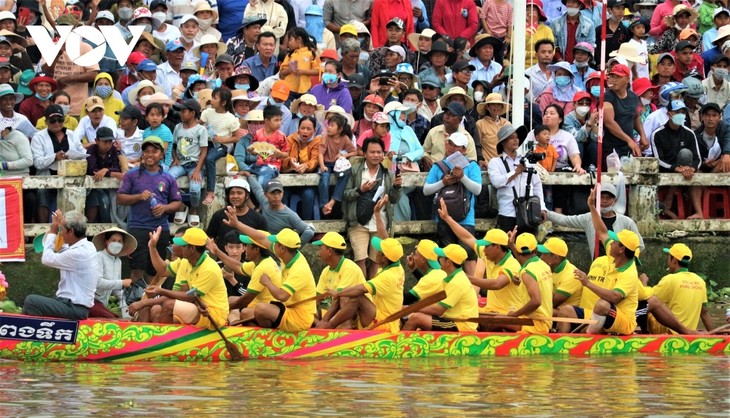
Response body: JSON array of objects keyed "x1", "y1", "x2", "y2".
[{"x1": 479, "y1": 0, "x2": 512, "y2": 39}]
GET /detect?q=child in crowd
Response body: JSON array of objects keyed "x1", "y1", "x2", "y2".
[
  {"x1": 115, "y1": 105, "x2": 144, "y2": 168},
  {"x1": 628, "y1": 18, "x2": 650, "y2": 79},
  {"x1": 234, "y1": 110, "x2": 263, "y2": 177},
  {"x1": 318, "y1": 114, "x2": 356, "y2": 216},
  {"x1": 201, "y1": 87, "x2": 241, "y2": 205},
  {"x1": 533, "y1": 125, "x2": 558, "y2": 173},
  {"x1": 353, "y1": 94, "x2": 384, "y2": 139},
  {"x1": 279, "y1": 27, "x2": 321, "y2": 103},
  {"x1": 170, "y1": 99, "x2": 209, "y2": 226},
  {"x1": 249, "y1": 105, "x2": 290, "y2": 189},
  {"x1": 75, "y1": 96, "x2": 117, "y2": 148},
  {"x1": 143, "y1": 103, "x2": 174, "y2": 168},
  {"x1": 356, "y1": 111, "x2": 392, "y2": 155}
]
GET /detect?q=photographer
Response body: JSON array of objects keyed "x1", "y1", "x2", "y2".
[{"x1": 487, "y1": 125, "x2": 547, "y2": 235}]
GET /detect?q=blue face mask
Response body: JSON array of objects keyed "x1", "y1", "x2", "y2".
[
  {"x1": 235, "y1": 83, "x2": 250, "y2": 91},
  {"x1": 296, "y1": 112, "x2": 304, "y2": 118},
  {"x1": 192, "y1": 92, "x2": 199, "y2": 100},
  {"x1": 268, "y1": 96, "x2": 277, "y2": 105},
  {"x1": 671, "y1": 113, "x2": 686, "y2": 126},
  {"x1": 322, "y1": 73, "x2": 339, "y2": 85},
  {"x1": 555, "y1": 76, "x2": 572, "y2": 88},
  {"x1": 621, "y1": 20, "x2": 630, "y2": 28},
  {"x1": 35, "y1": 92, "x2": 53, "y2": 100},
  {"x1": 590, "y1": 86, "x2": 601, "y2": 98},
  {"x1": 95, "y1": 85, "x2": 112, "y2": 98}
]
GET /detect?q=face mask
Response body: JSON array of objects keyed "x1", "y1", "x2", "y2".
[
  {"x1": 714, "y1": 68, "x2": 729, "y2": 79},
  {"x1": 153, "y1": 12, "x2": 167, "y2": 25},
  {"x1": 363, "y1": 113, "x2": 372, "y2": 121},
  {"x1": 192, "y1": 92, "x2": 199, "y2": 100},
  {"x1": 567, "y1": 7, "x2": 580, "y2": 16},
  {"x1": 95, "y1": 85, "x2": 113, "y2": 98},
  {"x1": 622, "y1": 20, "x2": 630, "y2": 28},
  {"x1": 590, "y1": 86, "x2": 601, "y2": 97},
  {"x1": 268, "y1": 96, "x2": 278, "y2": 105},
  {"x1": 671, "y1": 113, "x2": 686, "y2": 126},
  {"x1": 674, "y1": 23, "x2": 686, "y2": 31},
  {"x1": 574, "y1": 60, "x2": 589, "y2": 69},
  {"x1": 236, "y1": 112, "x2": 247, "y2": 119},
  {"x1": 118, "y1": 7, "x2": 133, "y2": 20},
  {"x1": 235, "y1": 83, "x2": 250, "y2": 91},
  {"x1": 107, "y1": 241, "x2": 124, "y2": 255},
  {"x1": 600, "y1": 205, "x2": 615, "y2": 215},
  {"x1": 474, "y1": 91, "x2": 484, "y2": 102},
  {"x1": 322, "y1": 73, "x2": 338, "y2": 85},
  {"x1": 576, "y1": 106, "x2": 590, "y2": 117},
  {"x1": 35, "y1": 92, "x2": 52, "y2": 100},
  {"x1": 181, "y1": 35, "x2": 196, "y2": 43},
  {"x1": 59, "y1": 104, "x2": 70, "y2": 115},
  {"x1": 198, "y1": 18, "x2": 213, "y2": 31},
  {"x1": 555, "y1": 76, "x2": 571, "y2": 88},
  {"x1": 640, "y1": 97, "x2": 651, "y2": 106},
  {"x1": 296, "y1": 112, "x2": 304, "y2": 119}
]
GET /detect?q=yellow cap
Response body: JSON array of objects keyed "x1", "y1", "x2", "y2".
[
  {"x1": 239, "y1": 231, "x2": 271, "y2": 249},
  {"x1": 537, "y1": 237, "x2": 568, "y2": 257},
  {"x1": 663, "y1": 243, "x2": 692, "y2": 262},
  {"x1": 85, "y1": 95, "x2": 105, "y2": 111},
  {"x1": 371, "y1": 237, "x2": 403, "y2": 262},
  {"x1": 268, "y1": 228, "x2": 301, "y2": 249},
  {"x1": 608, "y1": 230, "x2": 640, "y2": 252},
  {"x1": 476, "y1": 229, "x2": 509, "y2": 247},
  {"x1": 515, "y1": 233, "x2": 538, "y2": 254},
  {"x1": 172, "y1": 228, "x2": 208, "y2": 246},
  {"x1": 339, "y1": 24, "x2": 358, "y2": 37},
  {"x1": 416, "y1": 239, "x2": 439, "y2": 261},
  {"x1": 434, "y1": 244, "x2": 468, "y2": 265},
  {"x1": 312, "y1": 232, "x2": 347, "y2": 250}
]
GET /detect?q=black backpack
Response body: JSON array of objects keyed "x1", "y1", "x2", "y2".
[{"x1": 435, "y1": 161, "x2": 470, "y2": 222}]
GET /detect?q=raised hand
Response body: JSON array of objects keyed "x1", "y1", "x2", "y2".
[
  {"x1": 437, "y1": 197, "x2": 450, "y2": 220},
  {"x1": 148, "y1": 226, "x2": 162, "y2": 247},
  {"x1": 374, "y1": 195, "x2": 389, "y2": 212}
]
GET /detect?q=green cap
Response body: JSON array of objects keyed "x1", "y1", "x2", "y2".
[{"x1": 142, "y1": 136, "x2": 165, "y2": 151}]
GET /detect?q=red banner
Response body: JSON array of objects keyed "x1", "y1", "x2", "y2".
[{"x1": 0, "y1": 178, "x2": 25, "y2": 262}]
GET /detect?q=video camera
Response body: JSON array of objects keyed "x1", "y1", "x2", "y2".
[{"x1": 520, "y1": 141, "x2": 546, "y2": 165}]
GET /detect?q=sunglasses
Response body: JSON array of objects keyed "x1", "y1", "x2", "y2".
[{"x1": 48, "y1": 117, "x2": 64, "y2": 124}]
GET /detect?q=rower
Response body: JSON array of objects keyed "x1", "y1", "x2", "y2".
[
  {"x1": 312, "y1": 232, "x2": 367, "y2": 326},
  {"x1": 206, "y1": 230, "x2": 282, "y2": 325},
  {"x1": 402, "y1": 244, "x2": 479, "y2": 332},
  {"x1": 509, "y1": 232, "x2": 554, "y2": 334},
  {"x1": 403, "y1": 239, "x2": 447, "y2": 304},
  {"x1": 131, "y1": 227, "x2": 229, "y2": 329},
  {"x1": 436, "y1": 198, "x2": 525, "y2": 317},
  {"x1": 536, "y1": 237, "x2": 582, "y2": 310}
]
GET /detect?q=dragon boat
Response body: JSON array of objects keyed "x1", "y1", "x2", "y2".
[{"x1": 0, "y1": 313, "x2": 728, "y2": 362}]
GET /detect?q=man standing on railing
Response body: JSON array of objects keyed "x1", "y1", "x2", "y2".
[{"x1": 117, "y1": 137, "x2": 184, "y2": 303}]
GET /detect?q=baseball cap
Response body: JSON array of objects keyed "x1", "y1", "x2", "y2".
[
  {"x1": 451, "y1": 60, "x2": 476, "y2": 73},
  {"x1": 346, "y1": 73, "x2": 366, "y2": 89},
  {"x1": 371, "y1": 237, "x2": 403, "y2": 262},
  {"x1": 265, "y1": 179, "x2": 284, "y2": 193},
  {"x1": 416, "y1": 239, "x2": 441, "y2": 270},
  {"x1": 657, "y1": 52, "x2": 675, "y2": 64},
  {"x1": 537, "y1": 237, "x2": 569, "y2": 258},
  {"x1": 215, "y1": 54, "x2": 235, "y2": 66},
  {"x1": 609, "y1": 64, "x2": 631, "y2": 77},
  {"x1": 95, "y1": 127, "x2": 115, "y2": 141},
  {"x1": 137, "y1": 59, "x2": 157, "y2": 72},
  {"x1": 246, "y1": 109, "x2": 264, "y2": 122},
  {"x1": 320, "y1": 49, "x2": 339, "y2": 61},
  {"x1": 386, "y1": 17, "x2": 405, "y2": 30},
  {"x1": 172, "y1": 228, "x2": 208, "y2": 246},
  {"x1": 150, "y1": 0, "x2": 167, "y2": 10},
  {"x1": 371, "y1": 112, "x2": 389, "y2": 124},
  {"x1": 239, "y1": 231, "x2": 270, "y2": 249},
  {"x1": 268, "y1": 228, "x2": 301, "y2": 249},
  {"x1": 44, "y1": 104, "x2": 64, "y2": 119},
  {"x1": 601, "y1": 183, "x2": 618, "y2": 197},
  {"x1": 701, "y1": 102, "x2": 722, "y2": 115},
  {"x1": 85, "y1": 96, "x2": 105, "y2": 111},
  {"x1": 434, "y1": 244, "x2": 468, "y2": 265},
  {"x1": 173, "y1": 98, "x2": 202, "y2": 113},
  {"x1": 608, "y1": 229, "x2": 641, "y2": 252},
  {"x1": 447, "y1": 131, "x2": 468, "y2": 148},
  {"x1": 116, "y1": 105, "x2": 143, "y2": 120},
  {"x1": 663, "y1": 243, "x2": 692, "y2": 262},
  {"x1": 271, "y1": 80, "x2": 290, "y2": 101},
  {"x1": 339, "y1": 24, "x2": 357, "y2": 37},
  {"x1": 714, "y1": 7, "x2": 730, "y2": 18},
  {"x1": 180, "y1": 61, "x2": 198, "y2": 72},
  {"x1": 127, "y1": 51, "x2": 147, "y2": 66},
  {"x1": 421, "y1": 74, "x2": 441, "y2": 88},
  {"x1": 166, "y1": 39, "x2": 185, "y2": 52},
  {"x1": 96, "y1": 10, "x2": 115, "y2": 23},
  {"x1": 312, "y1": 232, "x2": 347, "y2": 250},
  {"x1": 476, "y1": 229, "x2": 509, "y2": 248},
  {"x1": 515, "y1": 233, "x2": 538, "y2": 254},
  {"x1": 667, "y1": 99, "x2": 687, "y2": 112},
  {"x1": 179, "y1": 14, "x2": 198, "y2": 25},
  {"x1": 444, "y1": 101, "x2": 467, "y2": 117},
  {"x1": 679, "y1": 28, "x2": 699, "y2": 41},
  {"x1": 387, "y1": 45, "x2": 406, "y2": 60},
  {"x1": 141, "y1": 136, "x2": 165, "y2": 151},
  {"x1": 675, "y1": 40, "x2": 695, "y2": 52}
]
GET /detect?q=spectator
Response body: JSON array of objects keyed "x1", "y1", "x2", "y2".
[
  {"x1": 526, "y1": 39, "x2": 556, "y2": 100},
  {"x1": 702, "y1": 55, "x2": 730, "y2": 107},
  {"x1": 368, "y1": 18, "x2": 414, "y2": 76},
  {"x1": 244, "y1": 0, "x2": 288, "y2": 43},
  {"x1": 0, "y1": 116, "x2": 34, "y2": 221},
  {"x1": 537, "y1": 61, "x2": 582, "y2": 114},
  {"x1": 428, "y1": 87, "x2": 480, "y2": 158},
  {"x1": 695, "y1": 102, "x2": 730, "y2": 173},
  {"x1": 178, "y1": 14, "x2": 201, "y2": 64},
  {"x1": 193, "y1": 1, "x2": 221, "y2": 42},
  {"x1": 249, "y1": 104, "x2": 289, "y2": 187},
  {"x1": 644, "y1": 81, "x2": 687, "y2": 144},
  {"x1": 650, "y1": 4, "x2": 698, "y2": 55},
  {"x1": 247, "y1": 177, "x2": 316, "y2": 243},
  {"x1": 244, "y1": 31, "x2": 279, "y2": 83},
  {"x1": 194, "y1": 34, "x2": 228, "y2": 79},
  {"x1": 524, "y1": 0, "x2": 554, "y2": 69},
  {"x1": 19, "y1": 72, "x2": 56, "y2": 127},
  {"x1": 282, "y1": 115, "x2": 321, "y2": 220},
  {"x1": 702, "y1": 8, "x2": 730, "y2": 52},
  {"x1": 423, "y1": 101, "x2": 478, "y2": 165},
  {"x1": 81, "y1": 73, "x2": 125, "y2": 124},
  {"x1": 318, "y1": 113, "x2": 356, "y2": 216},
  {"x1": 353, "y1": 94, "x2": 384, "y2": 140},
  {"x1": 627, "y1": 18, "x2": 650, "y2": 79},
  {"x1": 532, "y1": 125, "x2": 559, "y2": 172},
  {"x1": 480, "y1": 0, "x2": 513, "y2": 55},
  {"x1": 340, "y1": 38, "x2": 371, "y2": 83},
  {"x1": 283, "y1": 93, "x2": 322, "y2": 136},
  {"x1": 305, "y1": 4, "x2": 336, "y2": 53},
  {"x1": 115, "y1": 105, "x2": 144, "y2": 168},
  {"x1": 91, "y1": 227, "x2": 135, "y2": 318},
  {"x1": 85, "y1": 127, "x2": 123, "y2": 223},
  {"x1": 356, "y1": 111, "x2": 392, "y2": 154},
  {"x1": 418, "y1": 75, "x2": 443, "y2": 122},
  {"x1": 75, "y1": 96, "x2": 118, "y2": 147},
  {"x1": 150, "y1": 0, "x2": 181, "y2": 43},
  {"x1": 402, "y1": 89, "x2": 431, "y2": 144},
  {"x1": 323, "y1": 0, "x2": 373, "y2": 35},
  {"x1": 603, "y1": 64, "x2": 647, "y2": 164},
  {"x1": 673, "y1": 40, "x2": 706, "y2": 82},
  {"x1": 384, "y1": 101, "x2": 424, "y2": 221},
  {"x1": 395, "y1": 62, "x2": 420, "y2": 93},
  {"x1": 571, "y1": 42, "x2": 596, "y2": 90},
  {"x1": 564, "y1": 91, "x2": 599, "y2": 166},
  {"x1": 228, "y1": 15, "x2": 267, "y2": 68},
  {"x1": 122, "y1": 59, "x2": 163, "y2": 106},
  {"x1": 35, "y1": 91, "x2": 78, "y2": 131},
  {"x1": 475, "y1": 92, "x2": 512, "y2": 165},
  {"x1": 371, "y1": 1, "x2": 415, "y2": 49},
  {"x1": 156, "y1": 40, "x2": 186, "y2": 100},
  {"x1": 129, "y1": 10, "x2": 165, "y2": 64},
  {"x1": 310, "y1": 61, "x2": 353, "y2": 112},
  {"x1": 418, "y1": 40, "x2": 455, "y2": 89},
  {"x1": 551, "y1": 0, "x2": 596, "y2": 63},
  {"x1": 142, "y1": 101, "x2": 174, "y2": 168},
  {"x1": 409, "y1": 28, "x2": 438, "y2": 72},
  {"x1": 279, "y1": 27, "x2": 320, "y2": 104},
  {"x1": 701, "y1": 20, "x2": 730, "y2": 75},
  {"x1": 432, "y1": 0, "x2": 479, "y2": 44},
  {"x1": 594, "y1": 0, "x2": 630, "y2": 61},
  {"x1": 168, "y1": 0, "x2": 219, "y2": 27},
  {"x1": 468, "y1": 34, "x2": 504, "y2": 92}
]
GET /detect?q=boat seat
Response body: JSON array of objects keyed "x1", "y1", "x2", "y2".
[{"x1": 702, "y1": 187, "x2": 730, "y2": 219}]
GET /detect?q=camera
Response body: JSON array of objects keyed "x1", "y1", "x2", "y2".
[
  {"x1": 379, "y1": 77, "x2": 390, "y2": 86},
  {"x1": 520, "y1": 141, "x2": 546, "y2": 165}
]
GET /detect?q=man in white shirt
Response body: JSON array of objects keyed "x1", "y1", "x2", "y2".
[
  {"x1": 525, "y1": 39, "x2": 556, "y2": 100},
  {"x1": 168, "y1": 0, "x2": 219, "y2": 27},
  {"x1": 23, "y1": 210, "x2": 100, "y2": 320},
  {"x1": 74, "y1": 96, "x2": 117, "y2": 146},
  {"x1": 469, "y1": 34, "x2": 504, "y2": 93},
  {"x1": 157, "y1": 40, "x2": 185, "y2": 98}
]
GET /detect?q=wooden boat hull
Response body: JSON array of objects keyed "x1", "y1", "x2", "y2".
[{"x1": 0, "y1": 315, "x2": 728, "y2": 362}]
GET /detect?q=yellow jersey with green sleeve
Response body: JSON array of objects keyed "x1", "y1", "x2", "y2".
[
  {"x1": 652, "y1": 269, "x2": 707, "y2": 331},
  {"x1": 365, "y1": 262, "x2": 406, "y2": 333},
  {"x1": 552, "y1": 259, "x2": 582, "y2": 307},
  {"x1": 438, "y1": 268, "x2": 479, "y2": 332},
  {"x1": 637, "y1": 282, "x2": 654, "y2": 301},
  {"x1": 578, "y1": 255, "x2": 613, "y2": 312},
  {"x1": 482, "y1": 251, "x2": 526, "y2": 314},
  {"x1": 242, "y1": 257, "x2": 282, "y2": 308},
  {"x1": 316, "y1": 256, "x2": 369, "y2": 310},
  {"x1": 604, "y1": 239, "x2": 639, "y2": 334},
  {"x1": 279, "y1": 252, "x2": 316, "y2": 332},
  {"x1": 518, "y1": 256, "x2": 553, "y2": 334},
  {"x1": 168, "y1": 254, "x2": 229, "y2": 328},
  {"x1": 409, "y1": 268, "x2": 447, "y2": 300}
]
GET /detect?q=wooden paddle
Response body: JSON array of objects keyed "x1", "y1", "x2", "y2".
[
  {"x1": 708, "y1": 323, "x2": 730, "y2": 335},
  {"x1": 364, "y1": 290, "x2": 447, "y2": 331},
  {"x1": 187, "y1": 288, "x2": 244, "y2": 361},
  {"x1": 229, "y1": 312, "x2": 256, "y2": 326},
  {"x1": 480, "y1": 312, "x2": 597, "y2": 325},
  {"x1": 444, "y1": 315, "x2": 534, "y2": 327},
  {"x1": 288, "y1": 292, "x2": 333, "y2": 308}
]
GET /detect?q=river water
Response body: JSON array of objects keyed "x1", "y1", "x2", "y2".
[{"x1": 0, "y1": 355, "x2": 728, "y2": 416}]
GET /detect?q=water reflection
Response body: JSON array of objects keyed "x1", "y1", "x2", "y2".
[{"x1": 0, "y1": 355, "x2": 727, "y2": 416}]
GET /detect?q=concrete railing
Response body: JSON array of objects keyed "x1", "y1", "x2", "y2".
[{"x1": 19, "y1": 157, "x2": 730, "y2": 238}]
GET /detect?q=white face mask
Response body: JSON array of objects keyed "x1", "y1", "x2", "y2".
[
  {"x1": 674, "y1": 23, "x2": 686, "y2": 31},
  {"x1": 198, "y1": 18, "x2": 213, "y2": 31},
  {"x1": 118, "y1": 7, "x2": 133, "y2": 21},
  {"x1": 640, "y1": 97, "x2": 651, "y2": 106},
  {"x1": 576, "y1": 106, "x2": 590, "y2": 117},
  {"x1": 474, "y1": 91, "x2": 484, "y2": 102},
  {"x1": 59, "y1": 104, "x2": 70, "y2": 116},
  {"x1": 567, "y1": 7, "x2": 581, "y2": 16},
  {"x1": 107, "y1": 241, "x2": 124, "y2": 255},
  {"x1": 181, "y1": 35, "x2": 196, "y2": 43},
  {"x1": 153, "y1": 12, "x2": 167, "y2": 26}
]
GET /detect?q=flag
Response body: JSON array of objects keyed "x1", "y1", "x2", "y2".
[{"x1": 0, "y1": 177, "x2": 25, "y2": 262}]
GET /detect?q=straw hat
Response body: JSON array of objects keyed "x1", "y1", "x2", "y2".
[
  {"x1": 128, "y1": 80, "x2": 163, "y2": 106},
  {"x1": 194, "y1": 34, "x2": 227, "y2": 58},
  {"x1": 469, "y1": 34, "x2": 503, "y2": 57},
  {"x1": 141, "y1": 92, "x2": 174, "y2": 107},
  {"x1": 439, "y1": 86, "x2": 474, "y2": 110},
  {"x1": 317, "y1": 104, "x2": 354, "y2": 127},
  {"x1": 477, "y1": 93, "x2": 510, "y2": 116},
  {"x1": 92, "y1": 227, "x2": 138, "y2": 256},
  {"x1": 290, "y1": 93, "x2": 323, "y2": 114},
  {"x1": 608, "y1": 42, "x2": 645, "y2": 64},
  {"x1": 407, "y1": 28, "x2": 437, "y2": 51},
  {"x1": 193, "y1": 1, "x2": 219, "y2": 21},
  {"x1": 672, "y1": 4, "x2": 698, "y2": 22}
]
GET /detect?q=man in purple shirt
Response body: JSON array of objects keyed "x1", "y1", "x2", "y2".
[{"x1": 117, "y1": 136, "x2": 183, "y2": 301}]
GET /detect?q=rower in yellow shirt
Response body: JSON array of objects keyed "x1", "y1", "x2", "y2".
[
  {"x1": 537, "y1": 237, "x2": 582, "y2": 309},
  {"x1": 403, "y1": 244, "x2": 479, "y2": 332},
  {"x1": 206, "y1": 231, "x2": 282, "y2": 325},
  {"x1": 312, "y1": 232, "x2": 368, "y2": 325},
  {"x1": 404, "y1": 239, "x2": 447, "y2": 304},
  {"x1": 509, "y1": 232, "x2": 553, "y2": 334}
]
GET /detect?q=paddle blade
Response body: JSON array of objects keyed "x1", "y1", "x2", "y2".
[{"x1": 365, "y1": 290, "x2": 447, "y2": 331}]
